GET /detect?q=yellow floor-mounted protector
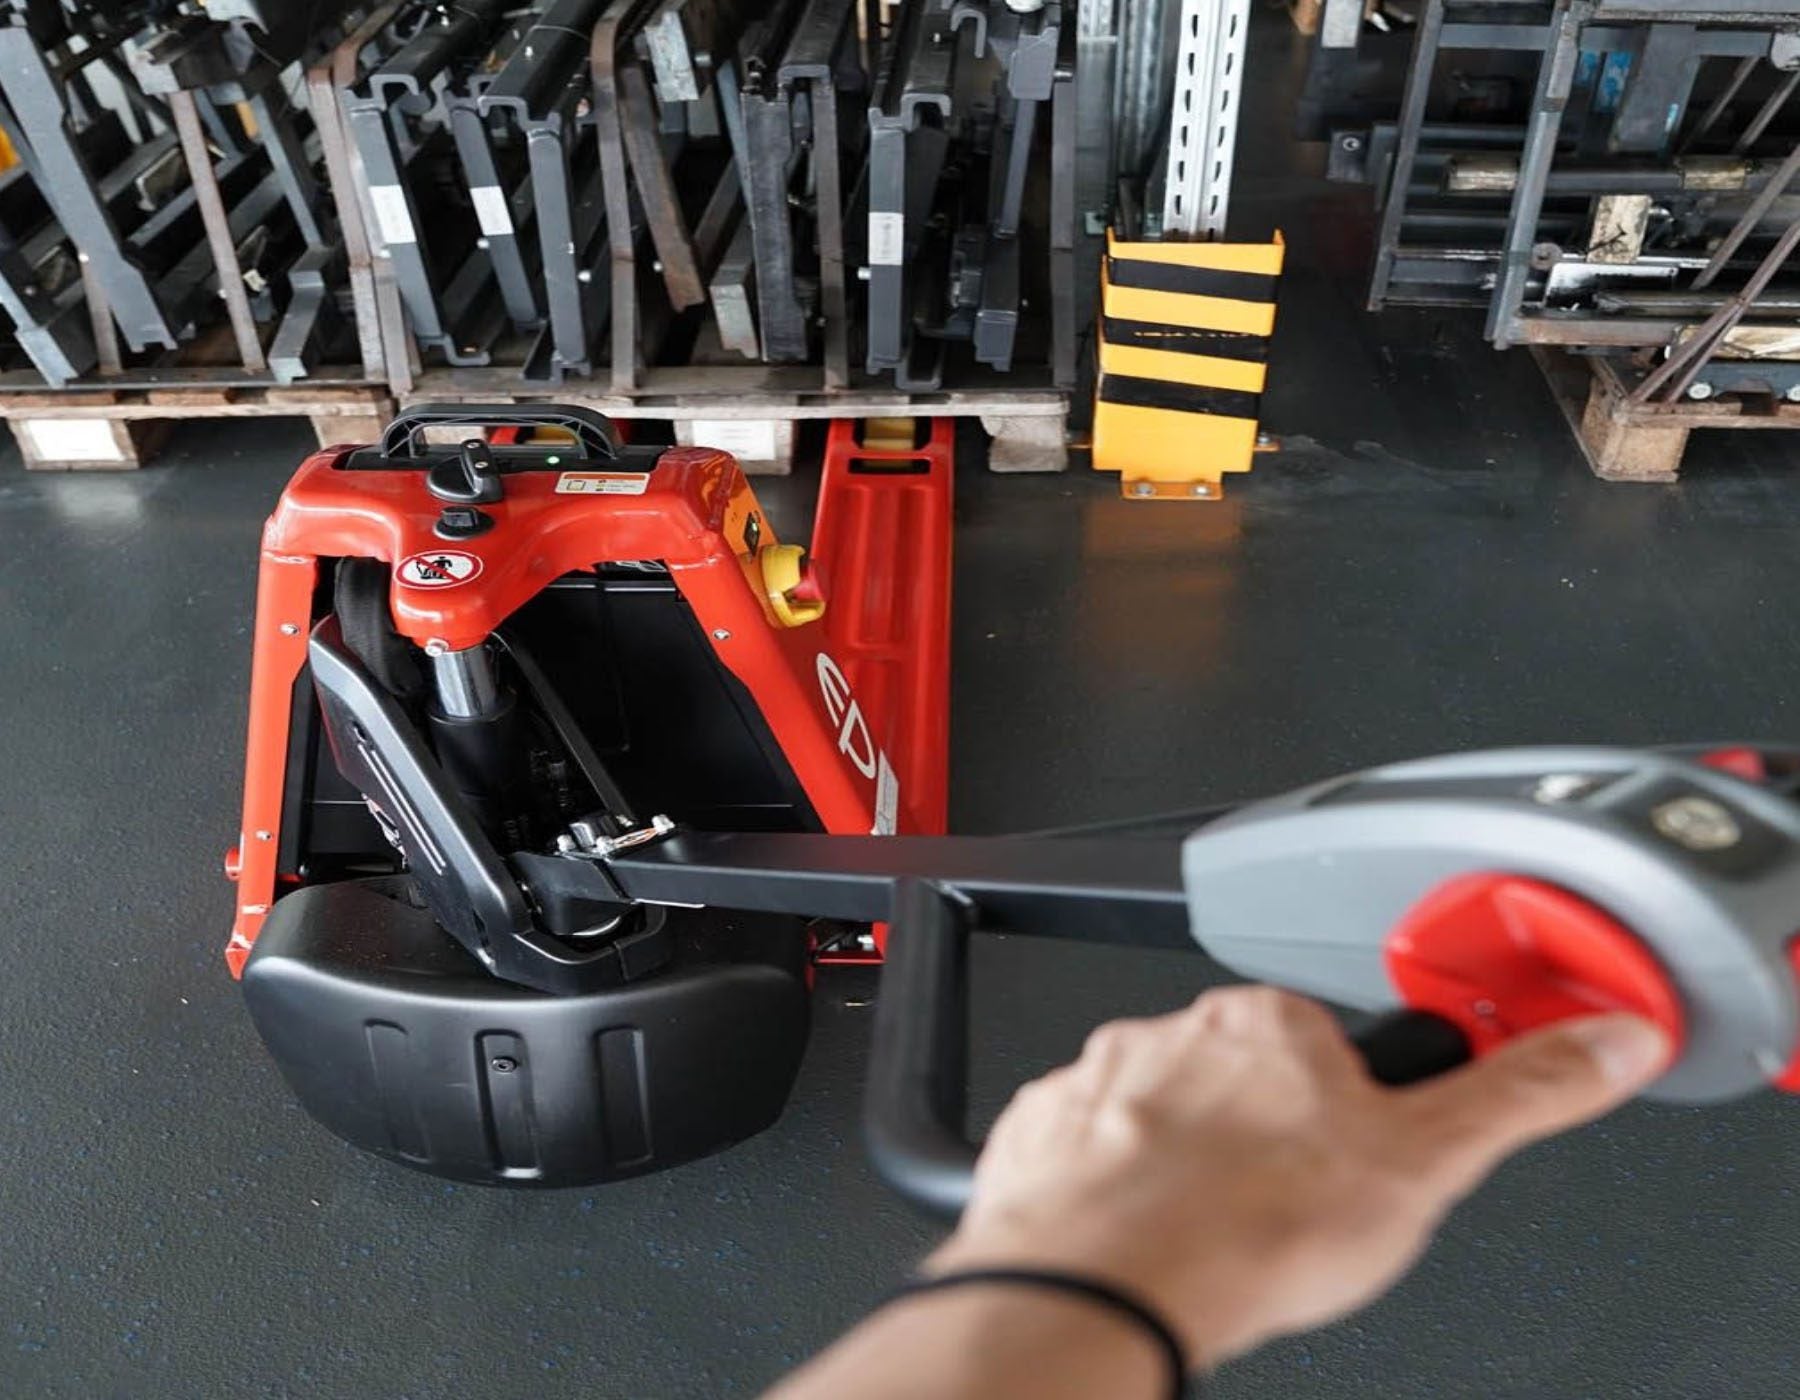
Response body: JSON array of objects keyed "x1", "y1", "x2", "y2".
[{"x1": 1092, "y1": 230, "x2": 1284, "y2": 500}]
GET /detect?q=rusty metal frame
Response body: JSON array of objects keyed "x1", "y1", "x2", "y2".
[
  {"x1": 167, "y1": 88, "x2": 267, "y2": 373},
  {"x1": 592, "y1": 0, "x2": 663, "y2": 394},
  {"x1": 311, "y1": 1, "x2": 405, "y2": 386},
  {"x1": 618, "y1": 62, "x2": 707, "y2": 311}
]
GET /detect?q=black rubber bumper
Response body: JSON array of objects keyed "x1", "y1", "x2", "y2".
[{"x1": 243, "y1": 878, "x2": 811, "y2": 1186}]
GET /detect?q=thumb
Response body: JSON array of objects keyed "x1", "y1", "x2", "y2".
[{"x1": 1400, "y1": 1013, "x2": 1672, "y2": 1189}]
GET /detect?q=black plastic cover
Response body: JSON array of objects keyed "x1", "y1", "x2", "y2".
[{"x1": 242, "y1": 878, "x2": 811, "y2": 1186}]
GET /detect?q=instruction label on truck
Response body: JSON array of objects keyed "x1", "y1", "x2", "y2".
[{"x1": 555, "y1": 472, "x2": 650, "y2": 495}]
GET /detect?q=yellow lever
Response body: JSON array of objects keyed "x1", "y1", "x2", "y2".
[{"x1": 759, "y1": 544, "x2": 826, "y2": 627}]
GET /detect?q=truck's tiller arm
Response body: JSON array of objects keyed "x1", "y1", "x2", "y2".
[
  {"x1": 608, "y1": 832, "x2": 1196, "y2": 948},
  {"x1": 605, "y1": 745, "x2": 1800, "y2": 1216}
]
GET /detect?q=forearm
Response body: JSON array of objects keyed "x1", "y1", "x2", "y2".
[
  {"x1": 764, "y1": 1284, "x2": 1168, "y2": 1400},
  {"x1": 764, "y1": 996, "x2": 1666, "y2": 1399}
]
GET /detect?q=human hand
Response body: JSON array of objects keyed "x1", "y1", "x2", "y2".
[{"x1": 927, "y1": 987, "x2": 1671, "y2": 1370}]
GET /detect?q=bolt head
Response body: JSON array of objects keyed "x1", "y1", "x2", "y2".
[
  {"x1": 254, "y1": 830, "x2": 272, "y2": 841},
  {"x1": 1651, "y1": 795, "x2": 1740, "y2": 851},
  {"x1": 489, "y1": 1056, "x2": 518, "y2": 1073},
  {"x1": 1687, "y1": 382, "x2": 1714, "y2": 400},
  {"x1": 279, "y1": 622, "x2": 300, "y2": 636},
  {"x1": 712, "y1": 628, "x2": 732, "y2": 641},
  {"x1": 1784, "y1": 385, "x2": 1800, "y2": 404},
  {"x1": 1130, "y1": 481, "x2": 1154, "y2": 497},
  {"x1": 1341, "y1": 134, "x2": 1363, "y2": 151}
]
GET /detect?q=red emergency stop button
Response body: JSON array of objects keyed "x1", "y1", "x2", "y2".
[
  {"x1": 1385, "y1": 873, "x2": 1686, "y2": 1056},
  {"x1": 1699, "y1": 746, "x2": 1768, "y2": 782}
]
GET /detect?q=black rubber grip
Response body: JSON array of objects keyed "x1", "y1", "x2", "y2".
[
  {"x1": 1355, "y1": 1008, "x2": 1474, "y2": 1085},
  {"x1": 863, "y1": 883, "x2": 1474, "y2": 1219},
  {"x1": 863, "y1": 881, "x2": 979, "y2": 1218}
]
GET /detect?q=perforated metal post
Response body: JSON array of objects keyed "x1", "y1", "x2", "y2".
[{"x1": 1159, "y1": 0, "x2": 1251, "y2": 240}]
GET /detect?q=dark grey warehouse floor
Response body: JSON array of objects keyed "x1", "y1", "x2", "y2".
[{"x1": 10, "y1": 15, "x2": 1800, "y2": 1400}]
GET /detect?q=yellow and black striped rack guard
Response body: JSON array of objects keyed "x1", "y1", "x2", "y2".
[{"x1": 1092, "y1": 229, "x2": 1284, "y2": 500}]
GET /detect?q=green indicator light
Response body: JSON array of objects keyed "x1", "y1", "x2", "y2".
[{"x1": 546, "y1": 454, "x2": 561, "y2": 465}]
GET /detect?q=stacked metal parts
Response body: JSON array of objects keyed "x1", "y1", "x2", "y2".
[
  {"x1": 341, "y1": 0, "x2": 1081, "y2": 399},
  {"x1": 0, "y1": 0, "x2": 364, "y2": 386},
  {"x1": 0, "y1": 0, "x2": 1085, "y2": 406},
  {"x1": 1316, "y1": 0, "x2": 1800, "y2": 469}
]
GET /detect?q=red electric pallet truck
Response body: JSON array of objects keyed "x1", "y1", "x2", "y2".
[{"x1": 229, "y1": 405, "x2": 1800, "y2": 1215}]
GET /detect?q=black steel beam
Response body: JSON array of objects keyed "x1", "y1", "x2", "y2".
[{"x1": 607, "y1": 831, "x2": 1195, "y2": 949}]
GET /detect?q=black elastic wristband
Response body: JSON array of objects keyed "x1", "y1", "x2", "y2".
[{"x1": 884, "y1": 1267, "x2": 1189, "y2": 1399}]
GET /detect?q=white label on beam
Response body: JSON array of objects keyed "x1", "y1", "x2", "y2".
[
  {"x1": 868, "y1": 211, "x2": 905, "y2": 267},
  {"x1": 368, "y1": 185, "x2": 416, "y2": 246},
  {"x1": 470, "y1": 186, "x2": 514, "y2": 238}
]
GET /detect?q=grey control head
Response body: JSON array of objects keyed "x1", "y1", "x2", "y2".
[{"x1": 1181, "y1": 746, "x2": 1800, "y2": 1103}]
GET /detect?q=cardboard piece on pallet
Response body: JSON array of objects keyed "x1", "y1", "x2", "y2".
[
  {"x1": 982, "y1": 414, "x2": 1068, "y2": 473},
  {"x1": 675, "y1": 417, "x2": 797, "y2": 475},
  {"x1": 14, "y1": 416, "x2": 168, "y2": 470}
]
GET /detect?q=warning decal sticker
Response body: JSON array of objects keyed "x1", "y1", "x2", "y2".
[{"x1": 396, "y1": 550, "x2": 483, "y2": 588}]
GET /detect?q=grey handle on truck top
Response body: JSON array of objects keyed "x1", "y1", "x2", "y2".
[
  {"x1": 862, "y1": 879, "x2": 1474, "y2": 1219},
  {"x1": 376, "y1": 403, "x2": 622, "y2": 459}
]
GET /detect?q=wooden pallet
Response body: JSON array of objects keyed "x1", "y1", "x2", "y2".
[
  {"x1": 398, "y1": 367, "x2": 1073, "y2": 475},
  {"x1": 0, "y1": 384, "x2": 395, "y2": 470},
  {"x1": 0, "y1": 362, "x2": 1072, "y2": 473},
  {"x1": 1533, "y1": 346, "x2": 1800, "y2": 483}
]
